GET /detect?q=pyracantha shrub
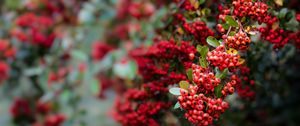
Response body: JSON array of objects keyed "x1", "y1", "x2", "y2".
[{"x1": 0, "y1": 0, "x2": 299, "y2": 126}]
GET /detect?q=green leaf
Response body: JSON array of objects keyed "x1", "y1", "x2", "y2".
[
  {"x1": 286, "y1": 11, "x2": 293, "y2": 21},
  {"x1": 206, "y1": 36, "x2": 220, "y2": 47},
  {"x1": 241, "y1": 17, "x2": 246, "y2": 22},
  {"x1": 186, "y1": 68, "x2": 193, "y2": 81},
  {"x1": 128, "y1": 60, "x2": 138, "y2": 79},
  {"x1": 61, "y1": 90, "x2": 71, "y2": 102},
  {"x1": 221, "y1": 23, "x2": 230, "y2": 30},
  {"x1": 169, "y1": 87, "x2": 181, "y2": 95},
  {"x1": 216, "y1": 68, "x2": 229, "y2": 79},
  {"x1": 199, "y1": 57, "x2": 208, "y2": 68},
  {"x1": 5, "y1": 0, "x2": 21, "y2": 9},
  {"x1": 174, "y1": 102, "x2": 181, "y2": 109},
  {"x1": 113, "y1": 60, "x2": 137, "y2": 80},
  {"x1": 196, "y1": 45, "x2": 203, "y2": 53},
  {"x1": 24, "y1": 67, "x2": 43, "y2": 76},
  {"x1": 284, "y1": 12, "x2": 299, "y2": 31},
  {"x1": 201, "y1": 46, "x2": 209, "y2": 58},
  {"x1": 199, "y1": 0, "x2": 205, "y2": 4},
  {"x1": 279, "y1": 8, "x2": 288, "y2": 19},
  {"x1": 229, "y1": 31, "x2": 236, "y2": 36},
  {"x1": 196, "y1": 45, "x2": 209, "y2": 58},
  {"x1": 198, "y1": 45, "x2": 209, "y2": 68},
  {"x1": 225, "y1": 15, "x2": 239, "y2": 27},
  {"x1": 71, "y1": 50, "x2": 88, "y2": 61},
  {"x1": 91, "y1": 79, "x2": 100, "y2": 95},
  {"x1": 214, "y1": 85, "x2": 223, "y2": 98},
  {"x1": 179, "y1": 81, "x2": 189, "y2": 90},
  {"x1": 201, "y1": 8, "x2": 211, "y2": 16},
  {"x1": 40, "y1": 92, "x2": 54, "y2": 103},
  {"x1": 219, "y1": 39, "x2": 223, "y2": 44}
]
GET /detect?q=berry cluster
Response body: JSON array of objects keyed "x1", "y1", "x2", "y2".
[
  {"x1": 116, "y1": 0, "x2": 155, "y2": 19},
  {"x1": 259, "y1": 27, "x2": 290, "y2": 49},
  {"x1": 0, "y1": 61, "x2": 9, "y2": 83},
  {"x1": 112, "y1": 39, "x2": 196, "y2": 125},
  {"x1": 45, "y1": 114, "x2": 65, "y2": 126},
  {"x1": 297, "y1": 13, "x2": 300, "y2": 22},
  {"x1": 91, "y1": 42, "x2": 114, "y2": 60},
  {"x1": 207, "y1": 45, "x2": 241, "y2": 70},
  {"x1": 125, "y1": 89, "x2": 149, "y2": 101},
  {"x1": 36, "y1": 101, "x2": 52, "y2": 114},
  {"x1": 216, "y1": 5, "x2": 230, "y2": 33},
  {"x1": 97, "y1": 74, "x2": 114, "y2": 99},
  {"x1": 112, "y1": 96, "x2": 170, "y2": 126},
  {"x1": 192, "y1": 64, "x2": 221, "y2": 91},
  {"x1": 221, "y1": 75, "x2": 238, "y2": 96},
  {"x1": 10, "y1": 98, "x2": 32, "y2": 118},
  {"x1": 129, "y1": 43, "x2": 190, "y2": 93},
  {"x1": 233, "y1": 0, "x2": 268, "y2": 22},
  {"x1": 216, "y1": 24, "x2": 226, "y2": 33},
  {"x1": 48, "y1": 67, "x2": 70, "y2": 85},
  {"x1": 236, "y1": 66, "x2": 256, "y2": 99},
  {"x1": 258, "y1": 14, "x2": 300, "y2": 49},
  {"x1": 12, "y1": 13, "x2": 56, "y2": 48},
  {"x1": 147, "y1": 40, "x2": 196, "y2": 60},
  {"x1": 291, "y1": 32, "x2": 300, "y2": 49},
  {"x1": 224, "y1": 31, "x2": 251, "y2": 50},
  {"x1": 217, "y1": 5, "x2": 231, "y2": 21},
  {"x1": 180, "y1": 0, "x2": 196, "y2": 11},
  {"x1": 177, "y1": 86, "x2": 229, "y2": 125},
  {"x1": 10, "y1": 98, "x2": 65, "y2": 126},
  {"x1": 108, "y1": 23, "x2": 140, "y2": 40},
  {"x1": 33, "y1": 114, "x2": 65, "y2": 126},
  {"x1": 128, "y1": 2, "x2": 155, "y2": 19},
  {"x1": 183, "y1": 22, "x2": 214, "y2": 44},
  {"x1": 0, "y1": 40, "x2": 17, "y2": 58},
  {"x1": 261, "y1": 15, "x2": 278, "y2": 26}
]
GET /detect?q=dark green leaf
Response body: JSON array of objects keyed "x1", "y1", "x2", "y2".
[
  {"x1": 286, "y1": 11, "x2": 293, "y2": 21},
  {"x1": 187, "y1": 68, "x2": 193, "y2": 81},
  {"x1": 206, "y1": 36, "x2": 220, "y2": 47},
  {"x1": 174, "y1": 102, "x2": 181, "y2": 109},
  {"x1": 225, "y1": 15, "x2": 238, "y2": 27},
  {"x1": 197, "y1": 45, "x2": 209, "y2": 58},
  {"x1": 199, "y1": 57, "x2": 208, "y2": 68},
  {"x1": 214, "y1": 85, "x2": 223, "y2": 98},
  {"x1": 199, "y1": 0, "x2": 206, "y2": 5},
  {"x1": 279, "y1": 8, "x2": 288, "y2": 19},
  {"x1": 221, "y1": 23, "x2": 230, "y2": 30},
  {"x1": 169, "y1": 87, "x2": 181, "y2": 95},
  {"x1": 216, "y1": 68, "x2": 229, "y2": 79},
  {"x1": 179, "y1": 81, "x2": 189, "y2": 90},
  {"x1": 201, "y1": 46, "x2": 209, "y2": 58}
]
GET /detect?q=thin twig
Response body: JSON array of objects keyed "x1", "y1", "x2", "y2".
[
  {"x1": 226, "y1": 26, "x2": 232, "y2": 36},
  {"x1": 237, "y1": 20, "x2": 244, "y2": 32}
]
